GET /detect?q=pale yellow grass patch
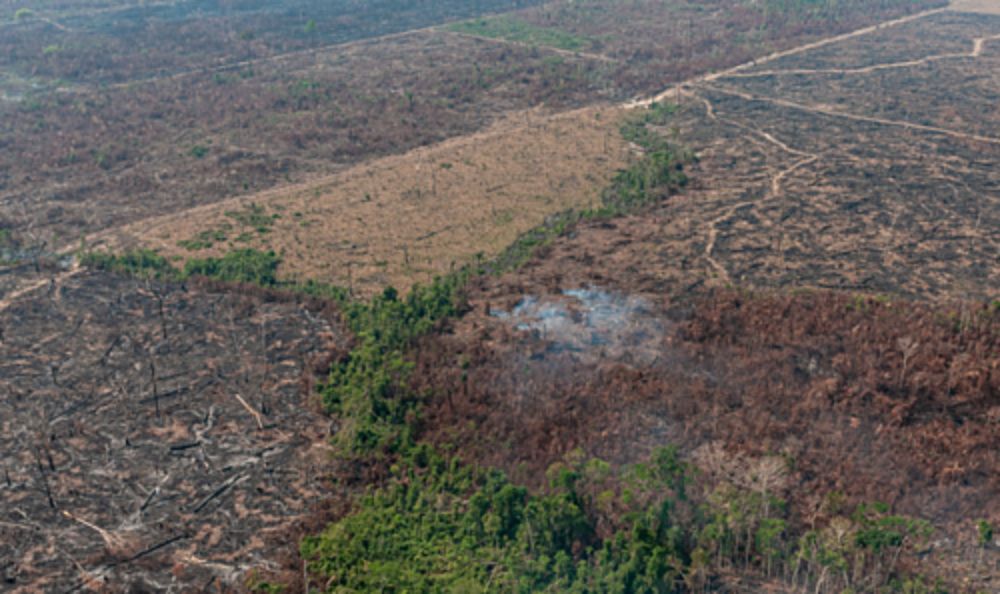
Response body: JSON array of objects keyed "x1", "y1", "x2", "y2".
[
  {"x1": 950, "y1": 0, "x2": 1000, "y2": 14},
  {"x1": 99, "y1": 106, "x2": 629, "y2": 296}
]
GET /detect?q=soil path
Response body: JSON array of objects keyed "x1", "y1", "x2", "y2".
[
  {"x1": 690, "y1": 91, "x2": 821, "y2": 284},
  {"x1": 625, "y1": 6, "x2": 950, "y2": 109},
  {"x1": 702, "y1": 84, "x2": 1000, "y2": 146},
  {"x1": 725, "y1": 32, "x2": 1000, "y2": 78}
]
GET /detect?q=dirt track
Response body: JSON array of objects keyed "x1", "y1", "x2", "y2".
[{"x1": 628, "y1": 5, "x2": 950, "y2": 108}]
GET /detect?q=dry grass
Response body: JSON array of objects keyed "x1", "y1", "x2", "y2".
[
  {"x1": 97, "y1": 105, "x2": 629, "y2": 295},
  {"x1": 950, "y1": 0, "x2": 1000, "y2": 15}
]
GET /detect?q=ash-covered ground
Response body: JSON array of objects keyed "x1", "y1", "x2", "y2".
[{"x1": 0, "y1": 270, "x2": 342, "y2": 592}]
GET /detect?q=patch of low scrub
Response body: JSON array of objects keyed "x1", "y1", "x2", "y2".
[
  {"x1": 81, "y1": 247, "x2": 280, "y2": 286},
  {"x1": 445, "y1": 16, "x2": 592, "y2": 52}
]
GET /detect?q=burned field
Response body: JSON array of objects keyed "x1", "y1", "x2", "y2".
[
  {"x1": 0, "y1": 0, "x2": 546, "y2": 87},
  {"x1": 2, "y1": 2, "x2": 999, "y2": 592},
  {"x1": 495, "y1": 10, "x2": 1000, "y2": 301},
  {"x1": 722, "y1": 11, "x2": 1000, "y2": 139},
  {"x1": 394, "y1": 8, "x2": 1000, "y2": 589},
  {"x1": 0, "y1": 270, "x2": 343, "y2": 591},
  {"x1": 0, "y1": 31, "x2": 617, "y2": 245},
  {"x1": 404, "y1": 7, "x2": 1000, "y2": 507},
  {"x1": 0, "y1": 0, "x2": 947, "y2": 255},
  {"x1": 476, "y1": 0, "x2": 946, "y2": 96},
  {"x1": 412, "y1": 282, "x2": 1000, "y2": 588}
]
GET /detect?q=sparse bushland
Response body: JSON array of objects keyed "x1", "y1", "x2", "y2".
[{"x1": 444, "y1": 15, "x2": 593, "y2": 51}]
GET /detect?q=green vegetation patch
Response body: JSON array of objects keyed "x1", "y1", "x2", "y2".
[
  {"x1": 303, "y1": 445, "x2": 692, "y2": 593},
  {"x1": 183, "y1": 248, "x2": 281, "y2": 285},
  {"x1": 445, "y1": 16, "x2": 592, "y2": 52},
  {"x1": 225, "y1": 203, "x2": 279, "y2": 235},
  {"x1": 177, "y1": 227, "x2": 230, "y2": 251},
  {"x1": 303, "y1": 443, "x2": 938, "y2": 593},
  {"x1": 81, "y1": 247, "x2": 280, "y2": 286},
  {"x1": 79, "y1": 249, "x2": 175, "y2": 280},
  {"x1": 319, "y1": 276, "x2": 468, "y2": 454}
]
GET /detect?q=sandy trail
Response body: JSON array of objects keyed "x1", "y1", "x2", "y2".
[
  {"x1": 725, "y1": 32, "x2": 1000, "y2": 79},
  {"x1": 625, "y1": 6, "x2": 949, "y2": 109},
  {"x1": 0, "y1": 263, "x2": 82, "y2": 314},
  {"x1": 691, "y1": 91, "x2": 821, "y2": 284},
  {"x1": 701, "y1": 84, "x2": 1000, "y2": 146}
]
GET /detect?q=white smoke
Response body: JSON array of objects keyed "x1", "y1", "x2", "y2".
[{"x1": 491, "y1": 286, "x2": 666, "y2": 366}]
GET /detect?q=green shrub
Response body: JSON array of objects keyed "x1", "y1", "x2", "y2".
[
  {"x1": 79, "y1": 249, "x2": 175, "y2": 279},
  {"x1": 183, "y1": 248, "x2": 280, "y2": 285},
  {"x1": 79, "y1": 247, "x2": 280, "y2": 286},
  {"x1": 302, "y1": 446, "x2": 692, "y2": 593},
  {"x1": 320, "y1": 273, "x2": 468, "y2": 453}
]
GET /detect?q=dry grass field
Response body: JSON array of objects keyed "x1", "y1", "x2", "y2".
[
  {"x1": 97, "y1": 106, "x2": 630, "y2": 296},
  {"x1": 951, "y1": 0, "x2": 1000, "y2": 15}
]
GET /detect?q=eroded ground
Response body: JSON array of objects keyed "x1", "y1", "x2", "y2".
[{"x1": 0, "y1": 271, "x2": 342, "y2": 591}]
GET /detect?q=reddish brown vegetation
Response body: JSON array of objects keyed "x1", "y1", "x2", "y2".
[{"x1": 413, "y1": 284, "x2": 999, "y2": 529}]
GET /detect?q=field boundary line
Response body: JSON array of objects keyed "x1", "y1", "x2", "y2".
[
  {"x1": 724, "y1": 32, "x2": 1000, "y2": 78},
  {"x1": 626, "y1": 6, "x2": 949, "y2": 109},
  {"x1": 702, "y1": 83, "x2": 1000, "y2": 146}
]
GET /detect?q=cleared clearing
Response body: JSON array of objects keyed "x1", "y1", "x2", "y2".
[
  {"x1": 951, "y1": 0, "x2": 1000, "y2": 14},
  {"x1": 97, "y1": 106, "x2": 629, "y2": 296}
]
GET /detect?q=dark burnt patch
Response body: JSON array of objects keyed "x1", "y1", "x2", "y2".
[{"x1": 0, "y1": 269, "x2": 343, "y2": 591}]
